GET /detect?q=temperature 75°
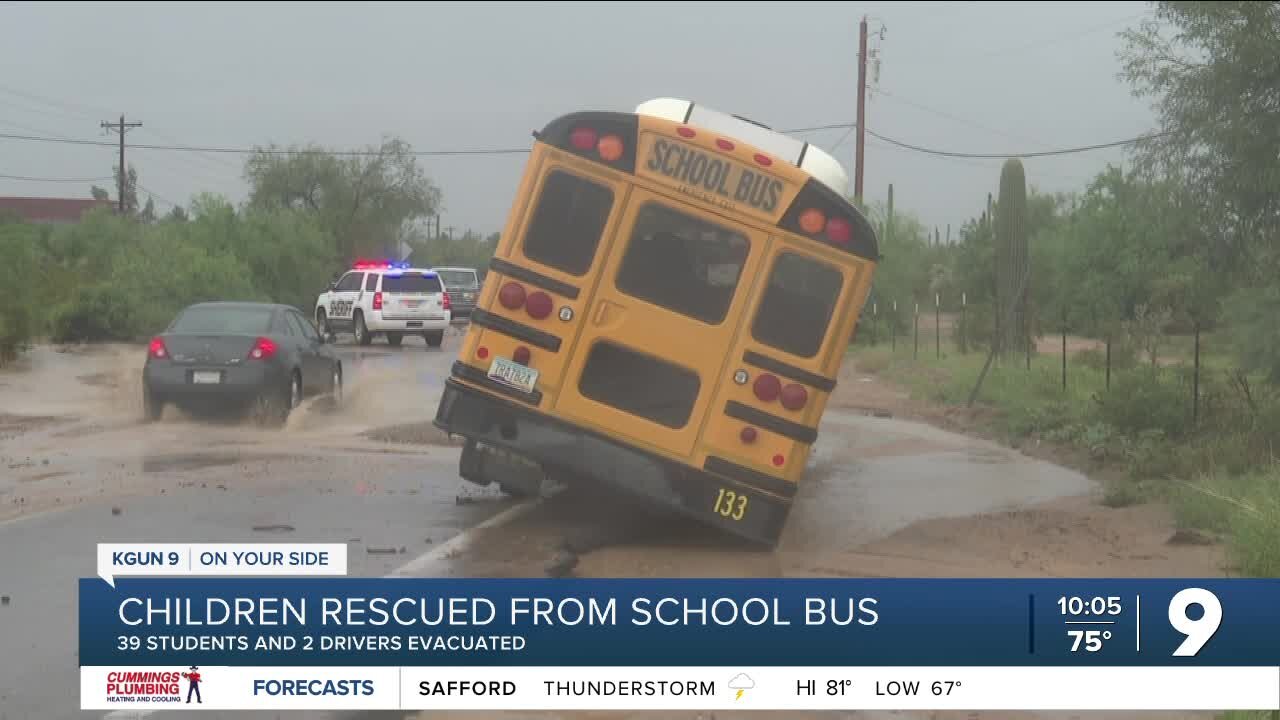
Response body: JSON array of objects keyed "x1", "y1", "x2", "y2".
[{"x1": 1068, "y1": 629, "x2": 1112, "y2": 652}]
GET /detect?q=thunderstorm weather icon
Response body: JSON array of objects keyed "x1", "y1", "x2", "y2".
[{"x1": 728, "y1": 673, "x2": 755, "y2": 700}]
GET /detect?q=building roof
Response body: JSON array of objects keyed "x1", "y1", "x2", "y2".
[{"x1": 0, "y1": 196, "x2": 112, "y2": 223}]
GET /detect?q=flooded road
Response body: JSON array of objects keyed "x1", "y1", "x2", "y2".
[{"x1": 0, "y1": 337, "x2": 1147, "y2": 720}]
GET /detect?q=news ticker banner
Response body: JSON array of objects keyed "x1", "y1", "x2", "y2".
[
  {"x1": 81, "y1": 666, "x2": 1280, "y2": 711},
  {"x1": 80, "y1": 576, "x2": 1280, "y2": 710}
]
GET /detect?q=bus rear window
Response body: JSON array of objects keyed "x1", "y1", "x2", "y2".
[
  {"x1": 579, "y1": 341, "x2": 700, "y2": 429},
  {"x1": 751, "y1": 253, "x2": 844, "y2": 358},
  {"x1": 382, "y1": 274, "x2": 442, "y2": 294},
  {"x1": 615, "y1": 203, "x2": 748, "y2": 325},
  {"x1": 522, "y1": 171, "x2": 613, "y2": 276}
]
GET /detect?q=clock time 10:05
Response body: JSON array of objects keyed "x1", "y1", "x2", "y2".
[{"x1": 1058, "y1": 596, "x2": 1122, "y2": 616}]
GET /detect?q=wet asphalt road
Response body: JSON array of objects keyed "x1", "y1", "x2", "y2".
[
  {"x1": 0, "y1": 334, "x2": 514, "y2": 720},
  {"x1": 0, "y1": 335, "x2": 1096, "y2": 720}
]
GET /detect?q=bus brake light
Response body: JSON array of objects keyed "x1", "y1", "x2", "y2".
[
  {"x1": 525, "y1": 291, "x2": 553, "y2": 320},
  {"x1": 826, "y1": 217, "x2": 852, "y2": 245},
  {"x1": 570, "y1": 127, "x2": 597, "y2": 151},
  {"x1": 499, "y1": 282, "x2": 526, "y2": 310},
  {"x1": 780, "y1": 383, "x2": 808, "y2": 411},
  {"x1": 753, "y1": 373, "x2": 781, "y2": 403}
]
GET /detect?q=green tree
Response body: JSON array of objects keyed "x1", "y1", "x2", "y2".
[
  {"x1": 245, "y1": 137, "x2": 442, "y2": 264},
  {"x1": 1121, "y1": 1, "x2": 1280, "y2": 273}
]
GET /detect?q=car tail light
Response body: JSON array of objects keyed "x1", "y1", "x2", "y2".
[
  {"x1": 513, "y1": 346, "x2": 531, "y2": 366},
  {"x1": 740, "y1": 427, "x2": 758, "y2": 444},
  {"x1": 780, "y1": 383, "x2": 808, "y2": 411},
  {"x1": 752, "y1": 373, "x2": 781, "y2": 403},
  {"x1": 372, "y1": 292, "x2": 383, "y2": 311},
  {"x1": 525, "y1": 291, "x2": 553, "y2": 320},
  {"x1": 148, "y1": 337, "x2": 168, "y2": 359},
  {"x1": 248, "y1": 337, "x2": 277, "y2": 360},
  {"x1": 442, "y1": 292, "x2": 452, "y2": 311},
  {"x1": 499, "y1": 282, "x2": 526, "y2": 310}
]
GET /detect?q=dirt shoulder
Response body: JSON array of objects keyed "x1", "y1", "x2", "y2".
[{"x1": 823, "y1": 355, "x2": 1228, "y2": 580}]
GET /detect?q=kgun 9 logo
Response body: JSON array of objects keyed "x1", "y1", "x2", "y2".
[{"x1": 1169, "y1": 588, "x2": 1222, "y2": 657}]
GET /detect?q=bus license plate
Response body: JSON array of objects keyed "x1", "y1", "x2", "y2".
[{"x1": 487, "y1": 357, "x2": 538, "y2": 394}]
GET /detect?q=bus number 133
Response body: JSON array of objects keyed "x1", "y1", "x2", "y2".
[{"x1": 713, "y1": 488, "x2": 748, "y2": 521}]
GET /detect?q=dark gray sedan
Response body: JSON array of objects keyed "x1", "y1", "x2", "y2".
[{"x1": 142, "y1": 302, "x2": 343, "y2": 424}]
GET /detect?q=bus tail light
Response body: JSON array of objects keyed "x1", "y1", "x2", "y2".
[
  {"x1": 753, "y1": 373, "x2": 781, "y2": 403},
  {"x1": 780, "y1": 383, "x2": 808, "y2": 411},
  {"x1": 798, "y1": 208, "x2": 826, "y2": 234},
  {"x1": 499, "y1": 282, "x2": 526, "y2": 310},
  {"x1": 598, "y1": 135, "x2": 624, "y2": 162},
  {"x1": 513, "y1": 346, "x2": 531, "y2": 366},
  {"x1": 740, "y1": 427, "x2": 758, "y2": 444},
  {"x1": 372, "y1": 292, "x2": 383, "y2": 311},
  {"x1": 539, "y1": 112, "x2": 638, "y2": 173},
  {"x1": 525, "y1": 291, "x2": 553, "y2": 320},
  {"x1": 779, "y1": 179, "x2": 878, "y2": 261}
]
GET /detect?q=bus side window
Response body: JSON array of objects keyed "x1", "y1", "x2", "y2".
[
  {"x1": 751, "y1": 252, "x2": 844, "y2": 358},
  {"x1": 522, "y1": 170, "x2": 614, "y2": 276}
]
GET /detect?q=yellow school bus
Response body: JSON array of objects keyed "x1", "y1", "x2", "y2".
[{"x1": 434, "y1": 98, "x2": 879, "y2": 546}]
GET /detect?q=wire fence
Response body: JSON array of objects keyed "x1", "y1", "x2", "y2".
[{"x1": 854, "y1": 291, "x2": 1210, "y2": 423}]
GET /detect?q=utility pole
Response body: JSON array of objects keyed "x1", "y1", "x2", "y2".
[
  {"x1": 100, "y1": 115, "x2": 142, "y2": 214},
  {"x1": 446, "y1": 226, "x2": 455, "y2": 242},
  {"x1": 854, "y1": 15, "x2": 868, "y2": 203}
]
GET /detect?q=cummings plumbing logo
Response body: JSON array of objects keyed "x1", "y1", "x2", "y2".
[{"x1": 105, "y1": 665, "x2": 205, "y2": 704}]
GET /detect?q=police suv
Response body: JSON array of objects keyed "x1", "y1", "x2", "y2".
[{"x1": 314, "y1": 261, "x2": 451, "y2": 347}]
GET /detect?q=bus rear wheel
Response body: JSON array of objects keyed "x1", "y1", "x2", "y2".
[{"x1": 459, "y1": 440, "x2": 543, "y2": 497}]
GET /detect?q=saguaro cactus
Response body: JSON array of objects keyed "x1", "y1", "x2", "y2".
[{"x1": 995, "y1": 158, "x2": 1028, "y2": 361}]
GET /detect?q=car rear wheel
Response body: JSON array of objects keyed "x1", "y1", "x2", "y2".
[
  {"x1": 386, "y1": 332, "x2": 404, "y2": 347},
  {"x1": 142, "y1": 387, "x2": 164, "y2": 422},
  {"x1": 424, "y1": 330, "x2": 444, "y2": 348},
  {"x1": 256, "y1": 372, "x2": 301, "y2": 427},
  {"x1": 329, "y1": 365, "x2": 343, "y2": 408},
  {"x1": 315, "y1": 308, "x2": 331, "y2": 339},
  {"x1": 353, "y1": 312, "x2": 371, "y2": 346}
]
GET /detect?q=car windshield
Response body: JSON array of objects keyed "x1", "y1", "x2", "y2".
[
  {"x1": 382, "y1": 273, "x2": 443, "y2": 294},
  {"x1": 437, "y1": 270, "x2": 477, "y2": 288},
  {"x1": 169, "y1": 306, "x2": 275, "y2": 334}
]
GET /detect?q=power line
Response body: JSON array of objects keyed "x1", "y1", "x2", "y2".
[
  {"x1": 870, "y1": 87, "x2": 1053, "y2": 149},
  {"x1": 137, "y1": 183, "x2": 179, "y2": 209},
  {"x1": 0, "y1": 173, "x2": 112, "y2": 183},
  {"x1": 0, "y1": 123, "x2": 1167, "y2": 162},
  {"x1": 865, "y1": 126, "x2": 1168, "y2": 159},
  {"x1": 0, "y1": 131, "x2": 530, "y2": 156}
]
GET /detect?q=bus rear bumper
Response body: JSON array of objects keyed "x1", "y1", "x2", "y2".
[{"x1": 434, "y1": 377, "x2": 791, "y2": 547}]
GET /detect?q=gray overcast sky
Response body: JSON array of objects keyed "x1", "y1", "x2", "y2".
[{"x1": 0, "y1": 1, "x2": 1153, "y2": 237}]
